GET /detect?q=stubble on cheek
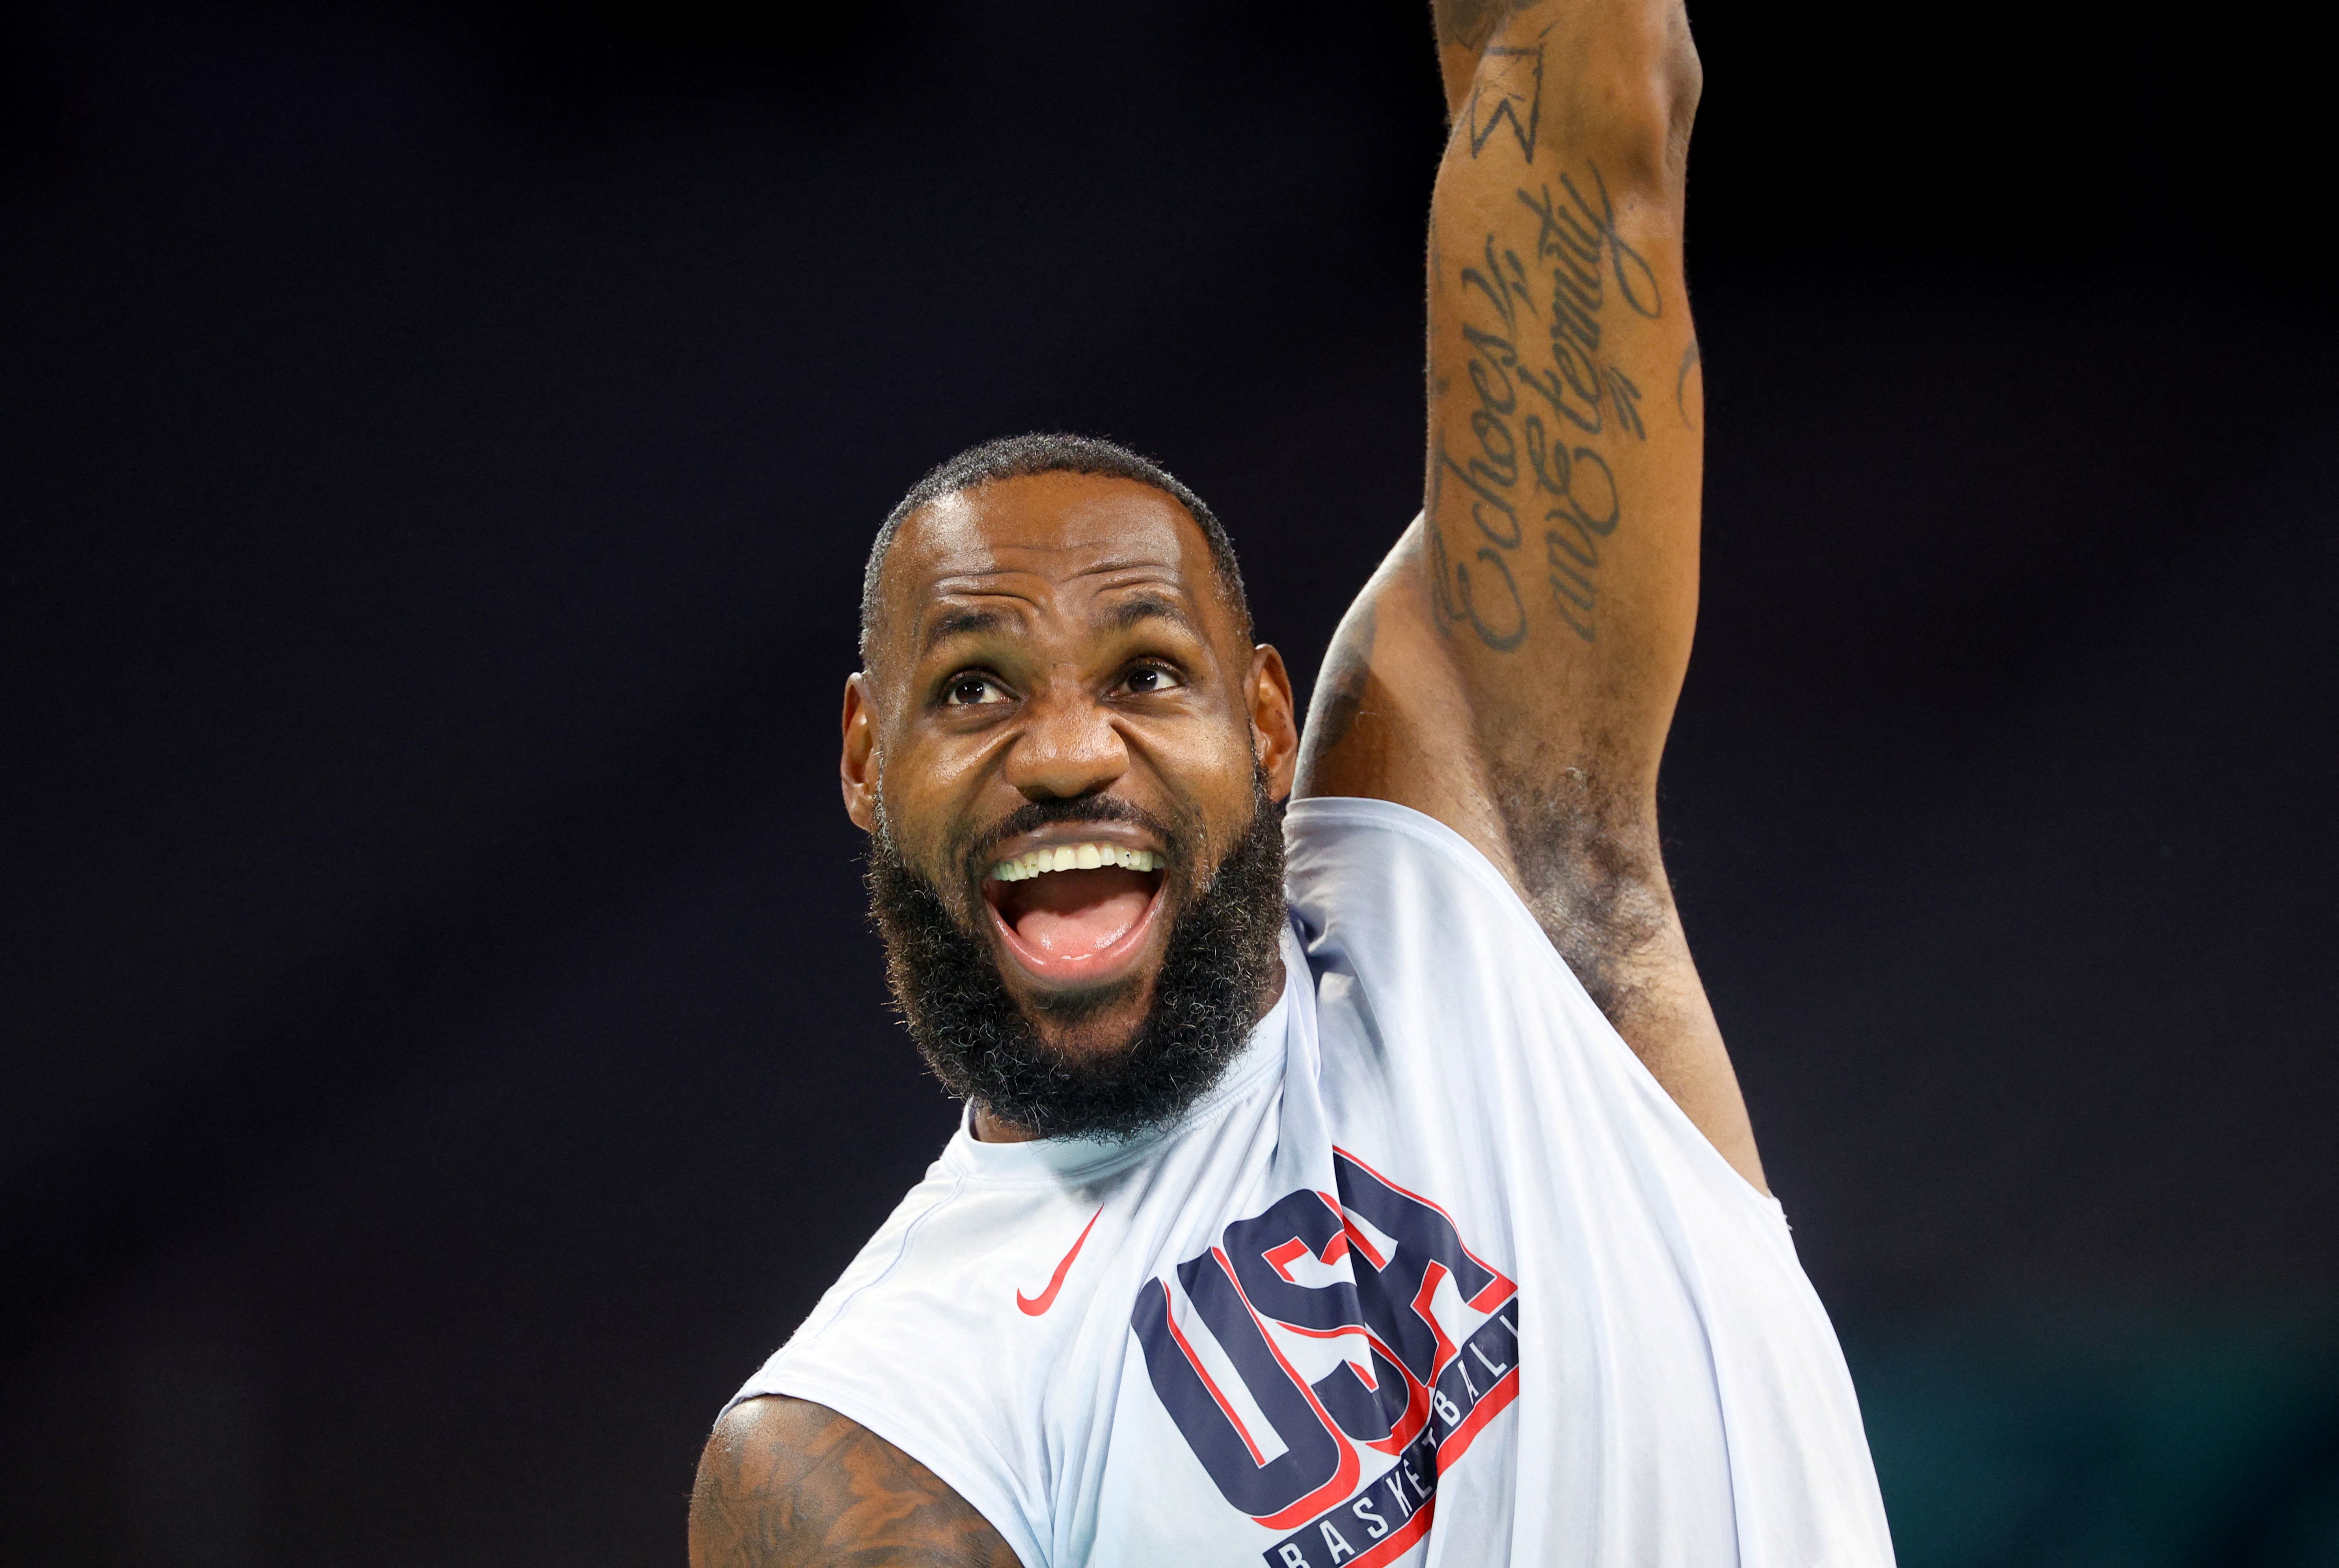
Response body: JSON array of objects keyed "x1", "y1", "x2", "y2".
[{"x1": 872, "y1": 773, "x2": 975, "y2": 920}]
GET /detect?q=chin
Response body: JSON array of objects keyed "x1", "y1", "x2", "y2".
[
  {"x1": 1010, "y1": 970, "x2": 1162, "y2": 1059},
  {"x1": 867, "y1": 776, "x2": 1285, "y2": 1141}
]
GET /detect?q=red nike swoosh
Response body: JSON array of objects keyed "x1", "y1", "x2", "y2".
[{"x1": 1016, "y1": 1206, "x2": 1105, "y2": 1317}]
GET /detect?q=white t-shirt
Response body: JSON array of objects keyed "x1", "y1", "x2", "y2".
[{"x1": 728, "y1": 797, "x2": 1894, "y2": 1567}]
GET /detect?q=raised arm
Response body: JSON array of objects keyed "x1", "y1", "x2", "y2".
[
  {"x1": 690, "y1": 1397, "x2": 1021, "y2": 1568},
  {"x1": 1294, "y1": 0, "x2": 1763, "y2": 1189}
]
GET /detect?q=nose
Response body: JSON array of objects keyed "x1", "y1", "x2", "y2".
[{"x1": 1002, "y1": 683, "x2": 1128, "y2": 802}]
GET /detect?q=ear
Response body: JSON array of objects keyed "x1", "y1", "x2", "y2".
[
  {"x1": 1247, "y1": 644, "x2": 1300, "y2": 804},
  {"x1": 840, "y1": 671, "x2": 879, "y2": 833}
]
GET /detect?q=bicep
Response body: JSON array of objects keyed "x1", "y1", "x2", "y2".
[
  {"x1": 1300, "y1": 3, "x2": 1702, "y2": 898},
  {"x1": 1294, "y1": 519, "x2": 1764, "y2": 1194},
  {"x1": 1421, "y1": 0, "x2": 1703, "y2": 811},
  {"x1": 689, "y1": 1397, "x2": 1021, "y2": 1568},
  {"x1": 1300, "y1": 3, "x2": 1762, "y2": 1190},
  {"x1": 1303, "y1": 3, "x2": 1703, "y2": 854},
  {"x1": 1307, "y1": 3, "x2": 1703, "y2": 811}
]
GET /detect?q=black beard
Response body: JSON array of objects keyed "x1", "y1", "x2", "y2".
[{"x1": 866, "y1": 780, "x2": 1288, "y2": 1142}]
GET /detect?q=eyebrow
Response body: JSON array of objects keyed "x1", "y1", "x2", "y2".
[
  {"x1": 917, "y1": 593, "x2": 1200, "y2": 656},
  {"x1": 920, "y1": 606, "x2": 1015, "y2": 654}
]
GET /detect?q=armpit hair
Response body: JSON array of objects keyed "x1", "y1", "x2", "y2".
[{"x1": 1490, "y1": 754, "x2": 1671, "y2": 1028}]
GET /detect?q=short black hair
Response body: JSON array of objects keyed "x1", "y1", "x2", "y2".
[{"x1": 859, "y1": 432, "x2": 1251, "y2": 665}]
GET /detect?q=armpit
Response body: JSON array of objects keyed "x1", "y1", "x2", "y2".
[
  {"x1": 1490, "y1": 752, "x2": 1670, "y2": 1028},
  {"x1": 689, "y1": 1397, "x2": 1021, "y2": 1568}
]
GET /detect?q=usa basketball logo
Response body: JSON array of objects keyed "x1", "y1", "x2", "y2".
[{"x1": 1129, "y1": 1149, "x2": 1523, "y2": 1568}]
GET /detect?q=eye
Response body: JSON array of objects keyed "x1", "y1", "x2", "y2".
[
  {"x1": 1118, "y1": 662, "x2": 1186, "y2": 696},
  {"x1": 943, "y1": 672, "x2": 1008, "y2": 707}
]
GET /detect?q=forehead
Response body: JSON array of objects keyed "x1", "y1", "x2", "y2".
[{"x1": 880, "y1": 471, "x2": 1227, "y2": 648}]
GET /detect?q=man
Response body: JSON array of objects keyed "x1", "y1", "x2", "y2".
[{"x1": 691, "y1": 0, "x2": 1893, "y2": 1562}]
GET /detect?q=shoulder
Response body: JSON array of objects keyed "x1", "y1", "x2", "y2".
[
  {"x1": 1285, "y1": 794, "x2": 1532, "y2": 941},
  {"x1": 689, "y1": 1395, "x2": 1021, "y2": 1568}
]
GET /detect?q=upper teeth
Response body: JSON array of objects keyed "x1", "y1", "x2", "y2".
[{"x1": 989, "y1": 843, "x2": 1159, "y2": 881}]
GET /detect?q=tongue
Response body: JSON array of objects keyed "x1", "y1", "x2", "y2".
[{"x1": 1011, "y1": 868, "x2": 1153, "y2": 956}]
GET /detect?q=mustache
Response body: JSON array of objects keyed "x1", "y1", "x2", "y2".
[{"x1": 961, "y1": 795, "x2": 1187, "y2": 879}]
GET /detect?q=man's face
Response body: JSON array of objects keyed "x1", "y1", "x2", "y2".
[{"x1": 842, "y1": 472, "x2": 1298, "y2": 1132}]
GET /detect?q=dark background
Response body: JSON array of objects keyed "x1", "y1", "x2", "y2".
[{"x1": 4, "y1": 1, "x2": 2334, "y2": 1563}]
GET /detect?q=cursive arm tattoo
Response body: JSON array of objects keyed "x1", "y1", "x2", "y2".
[{"x1": 1299, "y1": 0, "x2": 1764, "y2": 1190}]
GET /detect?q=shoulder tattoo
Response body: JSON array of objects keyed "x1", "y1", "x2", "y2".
[{"x1": 690, "y1": 1398, "x2": 1021, "y2": 1568}]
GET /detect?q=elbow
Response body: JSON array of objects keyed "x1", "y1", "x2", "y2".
[
  {"x1": 1615, "y1": 7, "x2": 1703, "y2": 191},
  {"x1": 1660, "y1": 11, "x2": 1702, "y2": 181},
  {"x1": 1442, "y1": 3, "x2": 1701, "y2": 177},
  {"x1": 1557, "y1": 6, "x2": 1704, "y2": 194}
]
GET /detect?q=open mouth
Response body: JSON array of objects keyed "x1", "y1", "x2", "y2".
[{"x1": 980, "y1": 841, "x2": 1168, "y2": 989}]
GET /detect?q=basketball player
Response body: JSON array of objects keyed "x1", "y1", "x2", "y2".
[{"x1": 691, "y1": 0, "x2": 1894, "y2": 1562}]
